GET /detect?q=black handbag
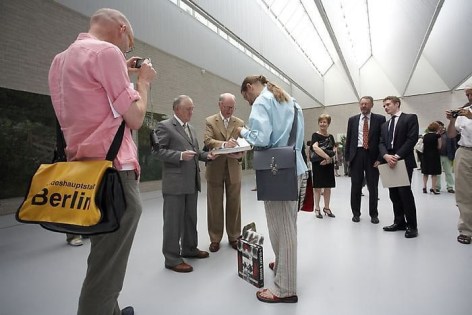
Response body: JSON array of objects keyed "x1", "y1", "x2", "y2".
[
  {"x1": 311, "y1": 136, "x2": 335, "y2": 162},
  {"x1": 253, "y1": 106, "x2": 299, "y2": 201}
]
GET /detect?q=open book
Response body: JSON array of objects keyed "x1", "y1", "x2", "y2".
[{"x1": 212, "y1": 137, "x2": 252, "y2": 155}]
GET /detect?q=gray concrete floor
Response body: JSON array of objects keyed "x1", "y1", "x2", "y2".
[{"x1": 1, "y1": 170, "x2": 471, "y2": 315}]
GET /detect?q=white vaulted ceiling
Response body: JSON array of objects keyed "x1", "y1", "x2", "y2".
[{"x1": 55, "y1": 0, "x2": 472, "y2": 108}]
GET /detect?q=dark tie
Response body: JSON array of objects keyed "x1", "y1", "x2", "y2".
[
  {"x1": 387, "y1": 116, "x2": 396, "y2": 150},
  {"x1": 362, "y1": 116, "x2": 369, "y2": 149}
]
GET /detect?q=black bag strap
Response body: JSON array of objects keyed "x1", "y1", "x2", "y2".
[
  {"x1": 287, "y1": 103, "x2": 298, "y2": 147},
  {"x1": 55, "y1": 119, "x2": 126, "y2": 162}
]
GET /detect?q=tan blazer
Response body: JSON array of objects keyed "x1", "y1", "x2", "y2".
[{"x1": 204, "y1": 113, "x2": 245, "y2": 184}]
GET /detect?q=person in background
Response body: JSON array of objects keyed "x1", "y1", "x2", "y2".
[
  {"x1": 310, "y1": 114, "x2": 336, "y2": 219},
  {"x1": 204, "y1": 93, "x2": 245, "y2": 252},
  {"x1": 153, "y1": 95, "x2": 216, "y2": 272},
  {"x1": 421, "y1": 121, "x2": 441, "y2": 194},
  {"x1": 379, "y1": 96, "x2": 419, "y2": 238},
  {"x1": 436, "y1": 121, "x2": 456, "y2": 193},
  {"x1": 237, "y1": 75, "x2": 306, "y2": 303},
  {"x1": 49, "y1": 8, "x2": 156, "y2": 315},
  {"x1": 345, "y1": 96, "x2": 386, "y2": 224},
  {"x1": 446, "y1": 87, "x2": 472, "y2": 245}
]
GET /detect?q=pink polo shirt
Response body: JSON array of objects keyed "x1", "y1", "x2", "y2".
[{"x1": 48, "y1": 33, "x2": 141, "y2": 173}]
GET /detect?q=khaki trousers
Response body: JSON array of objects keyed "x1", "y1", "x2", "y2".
[{"x1": 455, "y1": 147, "x2": 472, "y2": 237}]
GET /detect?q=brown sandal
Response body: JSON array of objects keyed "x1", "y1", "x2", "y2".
[{"x1": 256, "y1": 289, "x2": 298, "y2": 303}]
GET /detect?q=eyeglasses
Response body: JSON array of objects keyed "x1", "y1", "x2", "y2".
[{"x1": 122, "y1": 25, "x2": 134, "y2": 55}]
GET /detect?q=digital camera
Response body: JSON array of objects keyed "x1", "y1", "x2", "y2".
[
  {"x1": 450, "y1": 109, "x2": 461, "y2": 118},
  {"x1": 135, "y1": 58, "x2": 151, "y2": 68}
]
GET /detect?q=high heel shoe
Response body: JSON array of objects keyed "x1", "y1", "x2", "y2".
[
  {"x1": 323, "y1": 207, "x2": 335, "y2": 218},
  {"x1": 423, "y1": 188, "x2": 427, "y2": 194},
  {"x1": 430, "y1": 188, "x2": 440, "y2": 195},
  {"x1": 315, "y1": 209, "x2": 323, "y2": 219}
]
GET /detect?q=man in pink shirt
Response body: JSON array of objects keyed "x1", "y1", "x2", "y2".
[{"x1": 48, "y1": 8, "x2": 156, "y2": 315}]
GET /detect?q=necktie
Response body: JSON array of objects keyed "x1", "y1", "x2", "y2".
[
  {"x1": 184, "y1": 123, "x2": 191, "y2": 139},
  {"x1": 362, "y1": 116, "x2": 369, "y2": 149},
  {"x1": 224, "y1": 118, "x2": 229, "y2": 129},
  {"x1": 387, "y1": 116, "x2": 396, "y2": 150}
]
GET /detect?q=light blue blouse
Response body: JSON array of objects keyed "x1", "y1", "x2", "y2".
[{"x1": 240, "y1": 86, "x2": 308, "y2": 176}]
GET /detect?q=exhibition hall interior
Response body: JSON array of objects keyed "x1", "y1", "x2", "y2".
[{"x1": 1, "y1": 0, "x2": 472, "y2": 314}]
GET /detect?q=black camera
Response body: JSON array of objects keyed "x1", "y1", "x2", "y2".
[
  {"x1": 450, "y1": 109, "x2": 461, "y2": 118},
  {"x1": 135, "y1": 58, "x2": 150, "y2": 68}
]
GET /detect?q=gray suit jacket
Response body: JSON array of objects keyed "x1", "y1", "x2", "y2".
[{"x1": 153, "y1": 116, "x2": 208, "y2": 195}]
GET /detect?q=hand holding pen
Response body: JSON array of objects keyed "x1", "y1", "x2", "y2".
[{"x1": 225, "y1": 138, "x2": 239, "y2": 148}]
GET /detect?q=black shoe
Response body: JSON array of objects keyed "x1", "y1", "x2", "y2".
[
  {"x1": 371, "y1": 217, "x2": 379, "y2": 224},
  {"x1": 352, "y1": 216, "x2": 360, "y2": 223},
  {"x1": 448, "y1": 188, "x2": 455, "y2": 193},
  {"x1": 405, "y1": 227, "x2": 418, "y2": 238},
  {"x1": 383, "y1": 223, "x2": 407, "y2": 232},
  {"x1": 121, "y1": 306, "x2": 134, "y2": 315}
]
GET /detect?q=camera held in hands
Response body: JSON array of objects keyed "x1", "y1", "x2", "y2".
[
  {"x1": 135, "y1": 58, "x2": 151, "y2": 68},
  {"x1": 450, "y1": 109, "x2": 461, "y2": 118}
]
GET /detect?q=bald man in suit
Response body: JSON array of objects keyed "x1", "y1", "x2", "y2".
[
  {"x1": 153, "y1": 95, "x2": 216, "y2": 272},
  {"x1": 204, "y1": 93, "x2": 245, "y2": 252}
]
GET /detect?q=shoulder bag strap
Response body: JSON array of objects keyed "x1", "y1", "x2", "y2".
[
  {"x1": 55, "y1": 119, "x2": 126, "y2": 162},
  {"x1": 287, "y1": 104, "x2": 298, "y2": 147}
]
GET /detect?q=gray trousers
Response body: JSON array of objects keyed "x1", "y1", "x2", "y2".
[
  {"x1": 77, "y1": 171, "x2": 142, "y2": 315},
  {"x1": 455, "y1": 147, "x2": 472, "y2": 237},
  {"x1": 263, "y1": 175, "x2": 301, "y2": 297},
  {"x1": 162, "y1": 193, "x2": 199, "y2": 267}
]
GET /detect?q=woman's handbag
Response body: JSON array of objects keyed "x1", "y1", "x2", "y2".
[
  {"x1": 414, "y1": 137, "x2": 424, "y2": 153},
  {"x1": 311, "y1": 136, "x2": 335, "y2": 162},
  {"x1": 16, "y1": 121, "x2": 127, "y2": 235},
  {"x1": 253, "y1": 106, "x2": 299, "y2": 201},
  {"x1": 299, "y1": 171, "x2": 314, "y2": 212}
]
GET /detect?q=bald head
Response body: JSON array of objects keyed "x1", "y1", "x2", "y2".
[
  {"x1": 218, "y1": 93, "x2": 236, "y2": 119},
  {"x1": 465, "y1": 87, "x2": 472, "y2": 104},
  {"x1": 89, "y1": 8, "x2": 134, "y2": 54}
]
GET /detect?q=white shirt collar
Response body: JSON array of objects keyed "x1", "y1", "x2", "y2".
[{"x1": 174, "y1": 114, "x2": 185, "y2": 127}]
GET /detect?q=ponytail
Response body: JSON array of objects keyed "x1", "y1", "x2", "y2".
[{"x1": 241, "y1": 75, "x2": 289, "y2": 104}]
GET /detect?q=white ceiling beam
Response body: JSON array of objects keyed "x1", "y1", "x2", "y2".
[
  {"x1": 314, "y1": 0, "x2": 360, "y2": 100},
  {"x1": 401, "y1": 0, "x2": 445, "y2": 96}
]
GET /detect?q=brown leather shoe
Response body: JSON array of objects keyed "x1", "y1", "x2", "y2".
[
  {"x1": 182, "y1": 249, "x2": 209, "y2": 259},
  {"x1": 165, "y1": 262, "x2": 193, "y2": 273},
  {"x1": 229, "y1": 240, "x2": 238, "y2": 250},
  {"x1": 209, "y1": 242, "x2": 220, "y2": 252}
]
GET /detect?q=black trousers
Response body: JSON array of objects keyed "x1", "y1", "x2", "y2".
[
  {"x1": 350, "y1": 148, "x2": 379, "y2": 218},
  {"x1": 388, "y1": 166, "x2": 417, "y2": 228}
]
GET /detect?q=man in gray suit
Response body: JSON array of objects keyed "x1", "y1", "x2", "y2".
[{"x1": 153, "y1": 95, "x2": 216, "y2": 272}]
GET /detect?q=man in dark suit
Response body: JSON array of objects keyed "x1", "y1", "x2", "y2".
[
  {"x1": 379, "y1": 96, "x2": 419, "y2": 238},
  {"x1": 345, "y1": 96, "x2": 386, "y2": 224},
  {"x1": 153, "y1": 95, "x2": 216, "y2": 272}
]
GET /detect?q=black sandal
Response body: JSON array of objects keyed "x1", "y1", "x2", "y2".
[{"x1": 457, "y1": 234, "x2": 471, "y2": 244}]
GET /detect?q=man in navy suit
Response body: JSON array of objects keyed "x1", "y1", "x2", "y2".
[
  {"x1": 345, "y1": 96, "x2": 386, "y2": 224},
  {"x1": 379, "y1": 96, "x2": 419, "y2": 238}
]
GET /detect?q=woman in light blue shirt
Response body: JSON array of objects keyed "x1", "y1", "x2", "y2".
[{"x1": 237, "y1": 75, "x2": 306, "y2": 303}]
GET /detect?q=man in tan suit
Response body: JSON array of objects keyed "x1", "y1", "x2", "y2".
[{"x1": 204, "y1": 93, "x2": 245, "y2": 252}]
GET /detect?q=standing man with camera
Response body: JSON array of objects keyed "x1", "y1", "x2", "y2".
[
  {"x1": 49, "y1": 8, "x2": 156, "y2": 315},
  {"x1": 446, "y1": 87, "x2": 472, "y2": 245},
  {"x1": 204, "y1": 93, "x2": 245, "y2": 252}
]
